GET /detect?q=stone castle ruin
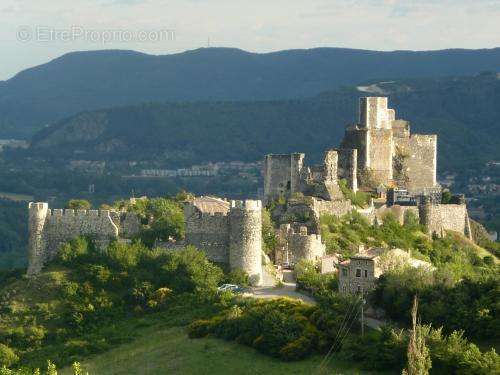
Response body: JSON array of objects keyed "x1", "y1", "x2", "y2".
[
  {"x1": 263, "y1": 97, "x2": 471, "y2": 248},
  {"x1": 27, "y1": 96, "x2": 472, "y2": 280},
  {"x1": 264, "y1": 97, "x2": 439, "y2": 201},
  {"x1": 183, "y1": 196, "x2": 263, "y2": 285},
  {"x1": 27, "y1": 202, "x2": 140, "y2": 276}
]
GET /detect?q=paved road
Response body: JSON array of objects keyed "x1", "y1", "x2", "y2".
[
  {"x1": 252, "y1": 269, "x2": 386, "y2": 330},
  {"x1": 251, "y1": 269, "x2": 316, "y2": 304}
]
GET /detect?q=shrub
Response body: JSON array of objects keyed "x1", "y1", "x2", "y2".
[
  {"x1": 58, "y1": 237, "x2": 91, "y2": 264},
  {"x1": 225, "y1": 268, "x2": 249, "y2": 287},
  {"x1": 66, "y1": 200, "x2": 91, "y2": 210},
  {"x1": 279, "y1": 336, "x2": 313, "y2": 361},
  {"x1": 188, "y1": 319, "x2": 213, "y2": 338},
  {"x1": 0, "y1": 344, "x2": 18, "y2": 367},
  {"x1": 295, "y1": 259, "x2": 338, "y2": 295}
]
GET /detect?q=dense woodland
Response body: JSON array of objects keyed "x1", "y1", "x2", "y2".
[{"x1": 18, "y1": 73, "x2": 499, "y2": 174}]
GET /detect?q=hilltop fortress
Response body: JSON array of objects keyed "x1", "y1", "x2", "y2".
[
  {"x1": 27, "y1": 97, "x2": 471, "y2": 280},
  {"x1": 264, "y1": 96, "x2": 439, "y2": 200}
]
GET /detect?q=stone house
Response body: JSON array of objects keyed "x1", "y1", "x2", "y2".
[{"x1": 338, "y1": 248, "x2": 433, "y2": 295}]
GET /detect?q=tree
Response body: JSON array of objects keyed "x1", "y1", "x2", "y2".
[
  {"x1": 403, "y1": 296, "x2": 432, "y2": 375},
  {"x1": 66, "y1": 199, "x2": 91, "y2": 210},
  {"x1": 262, "y1": 208, "x2": 278, "y2": 255}
]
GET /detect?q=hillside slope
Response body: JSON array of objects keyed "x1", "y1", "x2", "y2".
[
  {"x1": 1, "y1": 47, "x2": 500, "y2": 138},
  {"x1": 28, "y1": 73, "x2": 500, "y2": 172}
]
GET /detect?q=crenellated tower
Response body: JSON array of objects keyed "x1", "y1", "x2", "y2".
[{"x1": 228, "y1": 200, "x2": 263, "y2": 286}]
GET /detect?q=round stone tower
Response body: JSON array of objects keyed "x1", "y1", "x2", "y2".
[
  {"x1": 27, "y1": 202, "x2": 49, "y2": 276},
  {"x1": 229, "y1": 200, "x2": 263, "y2": 286}
]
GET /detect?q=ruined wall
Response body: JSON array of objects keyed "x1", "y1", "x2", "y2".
[
  {"x1": 419, "y1": 199, "x2": 470, "y2": 238},
  {"x1": 359, "y1": 97, "x2": 391, "y2": 130},
  {"x1": 28, "y1": 203, "x2": 123, "y2": 275},
  {"x1": 376, "y1": 205, "x2": 420, "y2": 225},
  {"x1": 290, "y1": 153, "x2": 305, "y2": 194},
  {"x1": 229, "y1": 200, "x2": 263, "y2": 286},
  {"x1": 263, "y1": 153, "x2": 305, "y2": 202},
  {"x1": 392, "y1": 120, "x2": 410, "y2": 138},
  {"x1": 395, "y1": 134, "x2": 437, "y2": 193},
  {"x1": 341, "y1": 126, "x2": 369, "y2": 173},
  {"x1": 336, "y1": 148, "x2": 358, "y2": 192},
  {"x1": 184, "y1": 205, "x2": 230, "y2": 263},
  {"x1": 311, "y1": 197, "x2": 352, "y2": 218},
  {"x1": 368, "y1": 128, "x2": 393, "y2": 183}
]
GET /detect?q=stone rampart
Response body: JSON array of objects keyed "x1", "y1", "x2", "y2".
[
  {"x1": 27, "y1": 203, "x2": 138, "y2": 275},
  {"x1": 419, "y1": 199, "x2": 471, "y2": 239},
  {"x1": 184, "y1": 205, "x2": 230, "y2": 263},
  {"x1": 183, "y1": 198, "x2": 263, "y2": 286}
]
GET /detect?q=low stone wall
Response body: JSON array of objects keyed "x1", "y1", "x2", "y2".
[{"x1": 311, "y1": 198, "x2": 352, "y2": 218}]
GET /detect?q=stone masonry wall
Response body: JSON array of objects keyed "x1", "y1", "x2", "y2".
[
  {"x1": 285, "y1": 226, "x2": 325, "y2": 263},
  {"x1": 311, "y1": 197, "x2": 352, "y2": 219},
  {"x1": 229, "y1": 200, "x2": 263, "y2": 286},
  {"x1": 336, "y1": 148, "x2": 358, "y2": 192},
  {"x1": 368, "y1": 128, "x2": 393, "y2": 183},
  {"x1": 184, "y1": 205, "x2": 230, "y2": 263},
  {"x1": 419, "y1": 200, "x2": 470, "y2": 238},
  {"x1": 394, "y1": 134, "x2": 437, "y2": 193},
  {"x1": 28, "y1": 203, "x2": 123, "y2": 275},
  {"x1": 263, "y1": 154, "x2": 291, "y2": 201}
]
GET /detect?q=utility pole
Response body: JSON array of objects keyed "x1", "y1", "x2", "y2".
[{"x1": 361, "y1": 286, "x2": 365, "y2": 337}]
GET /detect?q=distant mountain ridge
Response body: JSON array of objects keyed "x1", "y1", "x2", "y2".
[
  {"x1": 27, "y1": 73, "x2": 500, "y2": 172},
  {"x1": 1, "y1": 47, "x2": 500, "y2": 138}
]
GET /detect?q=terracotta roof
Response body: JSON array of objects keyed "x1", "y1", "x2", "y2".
[{"x1": 192, "y1": 196, "x2": 230, "y2": 215}]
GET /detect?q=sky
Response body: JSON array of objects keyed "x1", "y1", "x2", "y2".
[{"x1": 1, "y1": 0, "x2": 499, "y2": 80}]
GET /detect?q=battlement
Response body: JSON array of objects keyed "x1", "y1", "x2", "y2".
[
  {"x1": 27, "y1": 202, "x2": 140, "y2": 276},
  {"x1": 280, "y1": 224, "x2": 322, "y2": 240},
  {"x1": 29, "y1": 202, "x2": 49, "y2": 211},
  {"x1": 230, "y1": 199, "x2": 262, "y2": 210},
  {"x1": 44, "y1": 208, "x2": 115, "y2": 218}
]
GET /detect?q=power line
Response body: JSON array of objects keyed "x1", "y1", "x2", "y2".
[
  {"x1": 322, "y1": 307, "x2": 362, "y2": 372},
  {"x1": 315, "y1": 296, "x2": 361, "y2": 374}
]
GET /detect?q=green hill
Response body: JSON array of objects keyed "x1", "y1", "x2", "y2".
[
  {"x1": 27, "y1": 72, "x2": 500, "y2": 172},
  {"x1": 0, "y1": 211, "x2": 498, "y2": 373},
  {"x1": 2, "y1": 47, "x2": 500, "y2": 138}
]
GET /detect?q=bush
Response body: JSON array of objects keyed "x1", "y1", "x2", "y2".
[
  {"x1": 189, "y1": 298, "x2": 340, "y2": 361},
  {"x1": 0, "y1": 344, "x2": 18, "y2": 367},
  {"x1": 187, "y1": 319, "x2": 213, "y2": 338},
  {"x1": 225, "y1": 268, "x2": 250, "y2": 287},
  {"x1": 66, "y1": 199, "x2": 91, "y2": 210},
  {"x1": 58, "y1": 237, "x2": 92, "y2": 265},
  {"x1": 279, "y1": 336, "x2": 313, "y2": 361},
  {"x1": 295, "y1": 259, "x2": 338, "y2": 295}
]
